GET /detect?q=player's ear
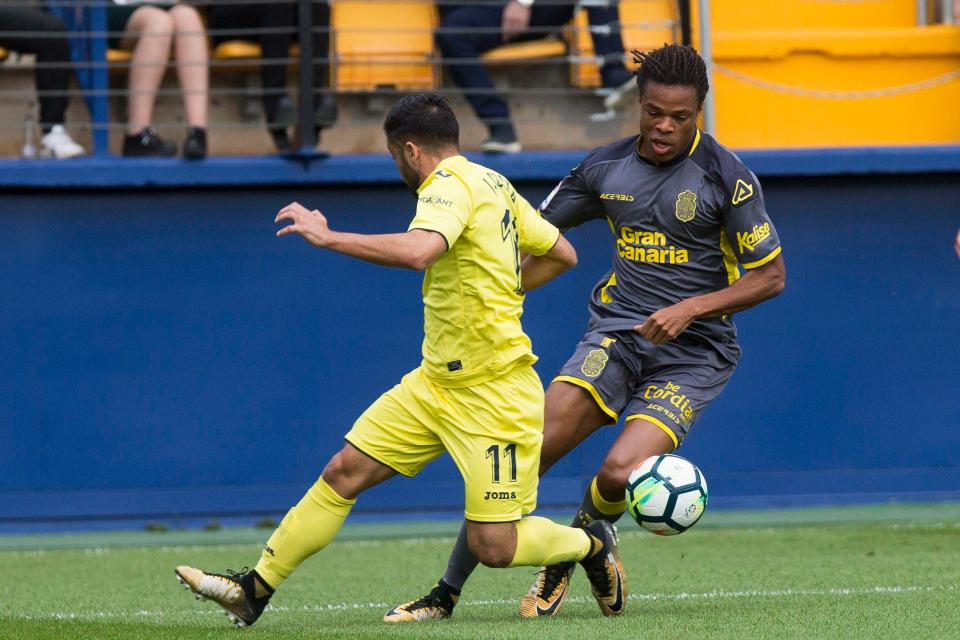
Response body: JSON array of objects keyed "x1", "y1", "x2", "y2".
[{"x1": 403, "y1": 141, "x2": 420, "y2": 164}]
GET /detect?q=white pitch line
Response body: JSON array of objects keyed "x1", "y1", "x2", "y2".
[
  {"x1": 9, "y1": 584, "x2": 956, "y2": 621},
  {"x1": 9, "y1": 522, "x2": 960, "y2": 556},
  {"x1": 0, "y1": 538, "x2": 461, "y2": 557}
]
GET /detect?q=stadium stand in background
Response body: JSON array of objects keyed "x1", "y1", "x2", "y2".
[
  {"x1": 1, "y1": 2, "x2": 958, "y2": 542},
  {"x1": 0, "y1": 0, "x2": 957, "y2": 158}
]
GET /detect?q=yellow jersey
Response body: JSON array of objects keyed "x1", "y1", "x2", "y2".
[{"x1": 408, "y1": 155, "x2": 561, "y2": 388}]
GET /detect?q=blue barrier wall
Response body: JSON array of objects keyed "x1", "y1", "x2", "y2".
[{"x1": 2, "y1": 168, "x2": 959, "y2": 528}]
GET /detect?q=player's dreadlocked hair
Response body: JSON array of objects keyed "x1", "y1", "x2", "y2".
[
  {"x1": 384, "y1": 93, "x2": 460, "y2": 151},
  {"x1": 633, "y1": 44, "x2": 709, "y2": 105}
]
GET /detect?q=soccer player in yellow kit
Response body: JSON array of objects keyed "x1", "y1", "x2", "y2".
[{"x1": 174, "y1": 94, "x2": 626, "y2": 626}]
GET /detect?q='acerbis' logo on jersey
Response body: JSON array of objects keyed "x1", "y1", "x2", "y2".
[
  {"x1": 675, "y1": 190, "x2": 697, "y2": 222},
  {"x1": 600, "y1": 193, "x2": 635, "y2": 202},
  {"x1": 736, "y1": 223, "x2": 771, "y2": 254},
  {"x1": 731, "y1": 179, "x2": 755, "y2": 206}
]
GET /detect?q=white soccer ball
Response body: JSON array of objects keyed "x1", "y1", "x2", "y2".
[{"x1": 625, "y1": 454, "x2": 708, "y2": 535}]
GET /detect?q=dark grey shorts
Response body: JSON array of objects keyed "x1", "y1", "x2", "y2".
[{"x1": 553, "y1": 329, "x2": 736, "y2": 449}]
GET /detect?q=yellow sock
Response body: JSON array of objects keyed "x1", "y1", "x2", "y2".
[
  {"x1": 507, "y1": 516, "x2": 592, "y2": 568},
  {"x1": 254, "y1": 476, "x2": 355, "y2": 589},
  {"x1": 591, "y1": 476, "x2": 627, "y2": 516}
]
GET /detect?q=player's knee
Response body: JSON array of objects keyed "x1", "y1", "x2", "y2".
[
  {"x1": 466, "y1": 524, "x2": 515, "y2": 568},
  {"x1": 596, "y1": 453, "x2": 637, "y2": 496},
  {"x1": 320, "y1": 450, "x2": 350, "y2": 485},
  {"x1": 470, "y1": 540, "x2": 513, "y2": 568}
]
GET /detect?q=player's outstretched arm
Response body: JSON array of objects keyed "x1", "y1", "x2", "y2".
[
  {"x1": 520, "y1": 234, "x2": 577, "y2": 292},
  {"x1": 637, "y1": 254, "x2": 786, "y2": 345},
  {"x1": 275, "y1": 201, "x2": 446, "y2": 271}
]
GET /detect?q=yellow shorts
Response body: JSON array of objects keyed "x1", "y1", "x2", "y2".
[{"x1": 344, "y1": 364, "x2": 543, "y2": 522}]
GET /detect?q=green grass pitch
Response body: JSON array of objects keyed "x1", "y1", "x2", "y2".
[{"x1": 3, "y1": 503, "x2": 959, "y2": 639}]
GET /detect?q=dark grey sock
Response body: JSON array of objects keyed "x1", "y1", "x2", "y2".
[
  {"x1": 440, "y1": 522, "x2": 479, "y2": 592},
  {"x1": 571, "y1": 481, "x2": 625, "y2": 529}
]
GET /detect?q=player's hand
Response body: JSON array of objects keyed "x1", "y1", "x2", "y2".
[
  {"x1": 275, "y1": 201, "x2": 331, "y2": 248},
  {"x1": 635, "y1": 301, "x2": 697, "y2": 345},
  {"x1": 502, "y1": 1, "x2": 531, "y2": 42},
  {"x1": 955, "y1": 227, "x2": 960, "y2": 259}
]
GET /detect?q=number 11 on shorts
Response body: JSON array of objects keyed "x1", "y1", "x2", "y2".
[{"x1": 486, "y1": 444, "x2": 517, "y2": 483}]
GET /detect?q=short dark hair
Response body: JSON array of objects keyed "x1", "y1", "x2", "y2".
[
  {"x1": 383, "y1": 93, "x2": 459, "y2": 150},
  {"x1": 633, "y1": 44, "x2": 709, "y2": 105}
]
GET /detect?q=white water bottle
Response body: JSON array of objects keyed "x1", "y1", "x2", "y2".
[{"x1": 22, "y1": 106, "x2": 37, "y2": 159}]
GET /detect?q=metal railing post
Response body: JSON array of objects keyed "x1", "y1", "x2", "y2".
[
  {"x1": 297, "y1": 0, "x2": 316, "y2": 152},
  {"x1": 917, "y1": 0, "x2": 928, "y2": 25},
  {"x1": 698, "y1": 0, "x2": 716, "y2": 135},
  {"x1": 679, "y1": 0, "x2": 692, "y2": 46},
  {"x1": 88, "y1": 6, "x2": 110, "y2": 156}
]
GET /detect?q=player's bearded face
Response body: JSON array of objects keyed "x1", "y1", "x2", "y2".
[
  {"x1": 637, "y1": 82, "x2": 701, "y2": 164},
  {"x1": 388, "y1": 141, "x2": 422, "y2": 193}
]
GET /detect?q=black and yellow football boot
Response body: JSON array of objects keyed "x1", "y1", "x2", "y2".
[
  {"x1": 579, "y1": 520, "x2": 627, "y2": 616},
  {"x1": 520, "y1": 561, "x2": 576, "y2": 618},
  {"x1": 175, "y1": 565, "x2": 273, "y2": 627},
  {"x1": 384, "y1": 581, "x2": 459, "y2": 622}
]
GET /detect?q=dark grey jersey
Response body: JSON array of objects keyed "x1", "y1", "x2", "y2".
[{"x1": 541, "y1": 131, "x2": 782, "y2": 363}]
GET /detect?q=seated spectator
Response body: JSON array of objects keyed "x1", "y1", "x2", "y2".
[
  {"x1": 436, "y1": 0, "x2": 636, "y2": 153},
  {"x1": 207, "y1": 2, "x2": 337, "y2": 152},
  {"x1": 108, "y1": 1, "x2": 208, "y2": 158},
  {"x1": 0, "y1": 7, "x2": 86, "y2": 158}
]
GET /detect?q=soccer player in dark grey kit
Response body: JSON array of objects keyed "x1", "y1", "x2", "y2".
[{"x1": 386, "y1": 43, "x2": 786, "y2": 621}]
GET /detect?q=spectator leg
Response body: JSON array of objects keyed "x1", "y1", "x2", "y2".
[
  {"x1": 122, "y1": 6, "x2": 174, "y2": 133},
  {"x1": 258, "y1": 4, "x2": 296, "y2": 115},
  {"x1": 584, "y1": 3, "x2": 633, "y2": 87},
  {"x1": 310, "y1": 1, "x2": 336, "y2": 132},
  {"x1": 311, "y1": 2, "x2": 331, "y2": 92},
  {"x1": 169, "y1": 4, "x2": 208, "y2": 128},
  {"x1": 0, "y1": 8, "x2": 73, "y2": 132},
  {"x1": 523, "y1": 2, "x2": 576, "y2": 41},
  {"x1": 435, "y1": 5, "x2": 512, "y2": 135}
]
